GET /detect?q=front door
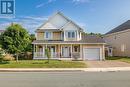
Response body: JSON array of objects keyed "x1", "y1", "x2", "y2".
[
  {"x1": 51, "y1": 46, "x2": 55, "y2": 57},
  {"x1": 63, "y1": 47, "x2": 70, "y2": 57}
]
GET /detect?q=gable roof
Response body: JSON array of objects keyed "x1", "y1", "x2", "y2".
[
  {"x1": 32, "y1": 34, "x2": 105, "y2": 44},
  {"x1": 37, "y1": 12, "x2": 83, "y2": 32},
  {"x1": 106, "y1": 20, "x2": 130, "y2": 35}
]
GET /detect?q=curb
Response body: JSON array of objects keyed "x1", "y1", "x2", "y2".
[
  {"x1": 0, "y1": 67, "x2": 130, "y2": 72},
  {"x1": 83, "y1": 67, "x2": 130, "y2": 72},
  {"x1": 0, "y1": 68, "x2": 83, "y2": 72}
]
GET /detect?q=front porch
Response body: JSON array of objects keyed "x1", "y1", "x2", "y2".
[{"x1": 33, "y1": 44, "x2": 82, "y2": 60}]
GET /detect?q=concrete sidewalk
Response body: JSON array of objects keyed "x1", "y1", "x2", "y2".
[{"x1": 0, "y1": 67, "x2": 130, "y2": 72}]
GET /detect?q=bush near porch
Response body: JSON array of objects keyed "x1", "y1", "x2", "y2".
[
  {"x1": 0, "y1": 60, "x2": 87, "y2": 68},
  {"x1": 106, "y1": 56, "x2": 130, "y2": 63}
]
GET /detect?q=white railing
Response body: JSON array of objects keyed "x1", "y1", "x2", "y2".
[
  {"x1": 34, "y1": 52, "x2": 45, "y2": 58},
  {"x1": 34, "y1": 52, "x2": 60, "y2": 58},
  {"x1": 34, "y1": 52, "x2": 80, "y2": 59}
]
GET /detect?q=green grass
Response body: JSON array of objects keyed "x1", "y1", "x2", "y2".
[
  {"x1": 0, "y1": 60, "x2": 87, "y2": 68},
  {"x1": 106, "y1": 56, "x2": 130, "y2": 63}
]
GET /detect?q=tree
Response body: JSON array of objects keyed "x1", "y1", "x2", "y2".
[
  {"x1": 45, "y1": 48, "x2": 51, "y2": 63},
  {"x1": 30, "y1": 34, "x2": 36, "y2": 41},
  {"x1": 23, "y1": 34, "x2": 36, "y2": 60},
  {"x1": 0, "y1": 49, "x2": 5, "y2": 63},
  {"x1": 84, "y1": 32, "x2": 104, "y2": 37},
  {"x1": 0, "y1": 24, "x2": 30, "y2": 62},
  {"x1": 24, "y1": 34, "x2": 36, "y2": 52}
]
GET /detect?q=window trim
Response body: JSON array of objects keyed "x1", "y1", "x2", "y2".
[
  {"x1": 73, "y1": 46, "x2": 79, "y2": 52},
  {"x1": 66, "y1": 30, "x2": 76, "y2": 38},
  {"x1": 44, "y1": 31, "x2": 53, "y2": 40}
]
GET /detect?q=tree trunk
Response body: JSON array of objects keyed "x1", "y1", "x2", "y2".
[
  {"x1": 48, "y1": 57, "x2": 49, "y2": 64},
  {"x1": 16, "y1": 53, "x2": 19, "y2": 62}
]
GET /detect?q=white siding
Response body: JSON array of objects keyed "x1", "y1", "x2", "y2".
[
  {"x1": 64, "y1": 23, "x2": 79, "y2": 30},
  {"x1": 40, "y1": 22, "x2": 57, "y2": 29},
  {"x1": 39, "y1": 13, "x2": 68, "y2": 29},
  {"x1": 63, "y1": 23, "x2": 81, "y2": 41},
  {"x1": 50, "y1": 14, "x2": 68, "y2": 28}
]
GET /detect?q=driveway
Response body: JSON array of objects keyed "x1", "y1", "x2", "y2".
[{"x1": 87, "y1": 60, "x2": 130, "y2": 68}]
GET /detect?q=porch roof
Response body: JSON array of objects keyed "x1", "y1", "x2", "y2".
[
  {"x1": 35, "y1": 29, "x2": 62, "y2": 32},
  {"x1": 32, "y1": 34, "x2": 105, "y2": 44}
]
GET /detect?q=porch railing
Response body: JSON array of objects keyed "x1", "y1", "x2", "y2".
[
  {"x1": 34, "y1": 52, "x2": 60, "y2": 58},
  {"x1": 72, "y1": 52, "x2": 80, "y2": 60},
  {"x1": 34, "y1": 52, "x2": 80, "y2": 59}
]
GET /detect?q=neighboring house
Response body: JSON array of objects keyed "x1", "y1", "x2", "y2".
[
  {"x1": 104, "y1": 20, "x2": 130, "y2": 57},
  {"x1": 32, "y1": 12, "x2": 105, "y2": 60}
]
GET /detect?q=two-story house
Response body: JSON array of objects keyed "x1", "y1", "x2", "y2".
[
  {"x1": 32, "y1": 12, "x2": 105, "y2": 60},
  {"x1": 104, "y1": 20, "x2": 130, "y2": 57}
]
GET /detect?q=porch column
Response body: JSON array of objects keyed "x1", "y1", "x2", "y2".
[
  {"x1": 80, "y1": 44, "x2": 83, "y2": 59},
  {"x1": 61, "y1": 45, "x2": 62, "y2": 58},
  {"x1": 33, "y1": 44, "x2": 35, "y2": 58},
  {"x1": 64, "y1": 31, "x2": 66, "y2": 41},
  {"x1": 76, "y1": 30, "x2": 79, "y2": 41},
  {"x1": 42, "y1": 45, "x2": 44, "y2": 58},
  {"x1": 71, "y1": 44, "x2": 72, "y2": 58},
  {"x1": 102, "y1": 44, "x2": 105, "y2": 60},
  {"x1": 58, "y1": 44, "x2": 60, "y2": 58},
  {"x1": 45, "y1": 44, "x2": 47, "y2": 58},
  {"x1": 35, "y1": 45, "x2": 37, "y2": 57}
]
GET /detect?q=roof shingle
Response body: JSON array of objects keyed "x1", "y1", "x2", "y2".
[
  {"x1": 106, "y1": 20, "x2": 130, "y2": 35},
  {"x1": 32, "y1": 34, "x2": 105, "y2": 44}
]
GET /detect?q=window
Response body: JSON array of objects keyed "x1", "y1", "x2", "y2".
[
  {"x1": 72, "y1": 32, "x2": 75, "y2": 38},
  {"x1": 45, "y1": 31, "x2": 52, "y2": 40},
  {"x1": 74, "y1": 46, "x2": 79, "y2": 52},
  {"x1": 66, "y1": 31, "x2": 75, "y2": 38},
  {"x1": 68, "y1": 32, "x2": 71, "y2": 38},
  {"x1": 121, "y1": 44, "x2": 126, "y2": 52},
  {"x1": 109, "y1": 49, "x2": 111, "y2": 53}
]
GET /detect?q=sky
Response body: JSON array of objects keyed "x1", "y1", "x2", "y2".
[{"x1": 0, "y1": 0, "x2": 130, "y2": 34}]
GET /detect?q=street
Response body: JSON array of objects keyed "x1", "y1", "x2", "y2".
[{"x1": 0, "y1": 72, "x2": 130, "y2": 87}]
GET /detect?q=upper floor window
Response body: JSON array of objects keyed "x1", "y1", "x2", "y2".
[
  {"x1": 66, "y1": 31, "x2": 76, "y2": 38},
  {"x1": 44, "y1": 31, "x2": 52, "y2": 40}
]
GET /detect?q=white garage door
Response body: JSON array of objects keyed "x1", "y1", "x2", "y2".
[{"x1": 84, "y1": 48, "x2": 100, "y2": 60}]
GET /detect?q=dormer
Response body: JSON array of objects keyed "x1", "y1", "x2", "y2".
[{"x1": 61, "y1": 22, "x2": 82, "y2": 41}]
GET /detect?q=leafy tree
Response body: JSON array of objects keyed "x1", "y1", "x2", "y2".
[
  {"x1": 25, "y1": 34, "x2": 36, "y2": 52},
  {"x1": 0, "y1": 49, "x2": 5, "y2": 63},
  {"x1": 84, "y1": 32, "x2": 104, "y2": 37},
  {"x1": 30, "y1": 34, "x2": 36, "y2": 41},
  {"x1": 0, "y1": 24, "x2": 30, "y2": 62}
]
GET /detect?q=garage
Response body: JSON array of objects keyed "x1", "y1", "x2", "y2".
[{"x1": 84, "y1": 48, "x2": 100, "y2": 60}]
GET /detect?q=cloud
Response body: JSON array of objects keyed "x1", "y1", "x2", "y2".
[
  {"x1": 72, "y1": 0, "x2": 90, "y2": 4},
  {"x1": 76, "y1": 22, "x2": 87, "y2": 29},
  {"x1": 36, "y1": 0, "x2": 56, "y2": 8},
  {"x1": 0, "y1": 16, "x2": 48, "y2": 33}
]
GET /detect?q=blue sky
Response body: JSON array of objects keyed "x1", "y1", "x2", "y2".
[{"x1": 1, "y1": 0, "x2": 130, "y2": 34}]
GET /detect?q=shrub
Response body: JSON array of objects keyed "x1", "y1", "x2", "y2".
[{"x1": 3, "y1": 54, "x2": 15, "y2": 61}]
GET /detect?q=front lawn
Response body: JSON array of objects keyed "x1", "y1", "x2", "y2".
[
  {"x1": 106, "y1": 56, "x2": 130, "y2": 63},
  {"x1": 0, "y1": 60, "x2": 87, "y2": 68}
]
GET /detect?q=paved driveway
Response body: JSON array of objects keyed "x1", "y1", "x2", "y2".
[{"x1": 87, "y1": 60, "x2": 130, "y2": 68}]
